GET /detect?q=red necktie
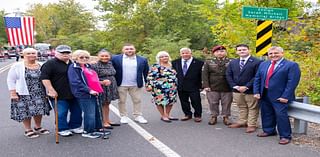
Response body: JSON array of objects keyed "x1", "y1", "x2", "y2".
[{"x1": 265, "y1": 61, "x2": 276, "y2": 88}]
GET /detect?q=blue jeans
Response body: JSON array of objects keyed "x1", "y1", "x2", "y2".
[
  {"x1": 77, "y1": 97, "x2": 102, "y2": 133},
  {"x1": 52, "y1": 99, "x2": 82, "y2": 131}
]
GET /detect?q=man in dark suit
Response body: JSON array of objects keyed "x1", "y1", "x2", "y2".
[
  {"x1": 226, "y1": 44, "x2": 262, "y2": 133},
  {"x1": 254, "y1": 46, "x2": 301, "y2": 145},
  {"x1": 172, "y1": 48, "x2": 204, "y2": 122},
  {"x1": 112, "y1": 43, "x2": 149, "y2": 124}
]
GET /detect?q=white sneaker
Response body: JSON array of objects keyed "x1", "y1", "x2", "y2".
[
  {"x1": 134, "y1": 116, "x2": 148, "y2": 124},
  {"x1": 82, "y1": 132, "x2": 101, "y2": 139},
  {"x1": 120, "y1": 116, "x2": 129, "y2": 124},
  {"x1": 70, "y1": 127, "x2": 83, "y2": 134},
  {"x1": 58, "y1": 130, "x2": 73, "y2": 137}
]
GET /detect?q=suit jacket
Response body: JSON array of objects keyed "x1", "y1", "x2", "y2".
[
  {"x1": 111, "y1": 54, "x2": 149, "y2": 88},
  {"x1": 172, "y1": 58, "x2": 204, "y2": 92},
  {"x1": 253, "y1": 59, "x2": 301, "y2": 102},
  {"x1": 226, "y1": 56, "x2": 262, "y2": 94}
]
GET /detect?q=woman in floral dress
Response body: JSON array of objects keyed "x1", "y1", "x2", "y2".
[
  {"x1": 7, "y1": 48, "x2": 51, "y2": 138},
  {"x1": 146, "y1": 51, "x2": 178, "y2": 123}
]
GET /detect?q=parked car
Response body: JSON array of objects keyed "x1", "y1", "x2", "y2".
[{"x1": 34, "y1": 43, "x2": 51, "y2": 61}]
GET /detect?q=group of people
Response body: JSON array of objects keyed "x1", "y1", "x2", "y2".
[
  {"x1": 7, "y1": 43, "x2": 301, "y2": 145},
  {"x1": 202, "y1": 44, "x2": 301, "y2": 145}
]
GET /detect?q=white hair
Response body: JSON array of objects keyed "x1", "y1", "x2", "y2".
[
  {"x1": 179, "y1": 47, "x2": 192, "y2": 53},
  {"x1": 72, "y1": 50, "x2": 90, "y2": 61},
  {"x1": 23, "y1": 48, "x2": 37, "y2": 55},
  {"x1": 155, "y1": 51, "x2": 171, "y2": 64},
  {"x1": 268, "y1": 46, "x2": 284, "y2": 53}
]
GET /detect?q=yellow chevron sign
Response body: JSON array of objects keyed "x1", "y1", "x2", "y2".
[{"x1": 256, "y1": 20, "x2": 272, "y2": 56}]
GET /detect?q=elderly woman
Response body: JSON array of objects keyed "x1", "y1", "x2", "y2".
[
  {"x1": 202, "y1": 45, "x2": 233, "y2": 125},
  {"x1": 91, "y1": 49, "x2": 120, "y2": 129},
  {"x1": 7, "y1": 48, "x2": 51, "y2": 138},
  {"x1": 146, "y1": 51, "x2": 178, "y2": 123},
  {"x1": 68, "y1": 50, "x2": 105, "y2": 138}
]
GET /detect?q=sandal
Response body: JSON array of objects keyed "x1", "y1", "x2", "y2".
[
  {"x1": 103, "y1": 125, "x2": 114, "y2": 129},
  {"x1": 24, "y1": 130, "x2": 39, "y2": 139},
  {"x1": 34, "y1": 127, "x2": 50, "y2": 135}
]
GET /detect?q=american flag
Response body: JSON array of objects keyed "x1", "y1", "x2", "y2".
[{"x1": 4, "y1": 16, "x2": 35, "y2": 46}]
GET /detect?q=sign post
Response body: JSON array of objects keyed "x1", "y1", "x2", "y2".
[{"x1": 242, "y1": 6, "x2": 288, "y2": 56}]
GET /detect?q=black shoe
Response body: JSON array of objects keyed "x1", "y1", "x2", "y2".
[
  {"x1": 109, "y1": 123, "x2": 121, "y2": 126},
  {"x1": 103, "y1": 125, "x2": 114, "y2": 129},
  {"x1": 160, "y1": 118, "x2": 172, "y2": 123}
]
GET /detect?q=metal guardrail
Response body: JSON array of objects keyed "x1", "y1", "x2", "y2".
[{"x1": 288, "y1": 97, "x2": 320, "y2": 134}]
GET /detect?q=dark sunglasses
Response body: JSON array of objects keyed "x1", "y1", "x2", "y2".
[
  {"x1": 60, "y1": 51, "x2": 71, "y2": 54},
  {"x1": 79, "y1": 56, "x2": 90, "y2": 59}
]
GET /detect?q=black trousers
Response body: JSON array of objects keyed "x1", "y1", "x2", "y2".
[{"x1": 178, "y1": 90, "x2": 202, "y2": 117}]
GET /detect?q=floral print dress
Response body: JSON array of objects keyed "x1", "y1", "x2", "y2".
[
  {"x1": 146, "y1": 64, "x2": 177, "y2": 106},
  {"x1": 11, "y1": 67, "x2": 51, "y2": 122}
]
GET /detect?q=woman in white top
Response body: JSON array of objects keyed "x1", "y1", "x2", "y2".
[{"x1": 7, "y1": 48, "x2": 51, "y2": 139}]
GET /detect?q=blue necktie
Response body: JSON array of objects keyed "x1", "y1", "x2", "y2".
[
  {"x1": 240, "y1": 59, "x2": 245, "y2": 71},
  {"x1": 183, "y1": 60, "x2": 188, "y2": 76}
]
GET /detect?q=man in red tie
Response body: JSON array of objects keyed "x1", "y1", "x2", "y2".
[{"x1": 253, "y1": 46, "x2": 301, "y2": 145}]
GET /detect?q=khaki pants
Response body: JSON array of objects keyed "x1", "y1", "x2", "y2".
[
  {"x1": 206, "y1": 91, "x2": 232, "y2": 117},
  {"x1": 118, "y1": 86, "x2": 142, "y2": 117},
  {"x1": 232, "y1": 92, "x2": 259, "y2": 127}
]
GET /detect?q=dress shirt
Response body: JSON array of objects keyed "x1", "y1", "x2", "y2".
[
  {"x1": 267, "y1": 58, "x2": 284, "y2": 72},
  {"x1": 121, "y1": 54, "x2": 138, "y2": 86},
  {"x1": 181, "y1": 57, "x2": 193, "y2": 70}
]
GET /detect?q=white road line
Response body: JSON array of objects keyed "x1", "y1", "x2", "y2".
[
  {"x1": 0, "y1": 63, "x2": 14, "y2": 74},
  {"x1": 109, "y1": 104, "x2": 181, "y2": 157}
]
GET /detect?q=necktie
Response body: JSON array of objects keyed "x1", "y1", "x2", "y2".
[
  {"x1": 265, "y1": 61, "x2": 276, "y2": 88},
  {"x1": 239, "y1": 59, "x2": 245, "y2": 71},
  {"x1": 183, "y1": 60, "x2": 188, "y2": 76}
]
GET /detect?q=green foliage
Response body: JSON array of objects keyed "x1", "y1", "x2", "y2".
[
  {"x1": 19, "y1": 0, "x2": 319, "y2": 105},
  {"x1": 276, "y1": 13, "x2": 320, "y2": 105},
  {"x1": 0, "y1": 10, "x2": 7, "y2": 46},
  {"x1": 141, "y1": 34, "x2": 191, "y2": 64},
  {"x1": 27, "y1": 0, "x2": 96, "y2": 52}
]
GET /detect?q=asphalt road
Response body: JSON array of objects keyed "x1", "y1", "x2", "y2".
[{"x1": 0, "y1": 59, "x2": 319, "y2": 157}]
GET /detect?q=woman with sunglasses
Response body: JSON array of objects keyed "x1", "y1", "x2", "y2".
[{"x1": 68, "y1": 50, "x2": 106, "y2": 138}]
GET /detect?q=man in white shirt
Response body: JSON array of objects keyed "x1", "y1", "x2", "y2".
[{"x1": 112, "y1": 43, "x2": 149, "y2": 124}]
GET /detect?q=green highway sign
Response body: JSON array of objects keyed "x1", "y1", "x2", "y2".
[{"x1": 242, "y1": 6, "x2": 288, "y2": 21}]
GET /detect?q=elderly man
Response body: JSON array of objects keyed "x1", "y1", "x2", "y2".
[
  {"x1": 40, "y1": 45, "x2": 83, "y2": 137},
  {"x1": 172, "y1": 48, "x2": 204, "y2": 122},
  {"x1": 254, "y1": 46, "x2": 301, "y2": 145}
]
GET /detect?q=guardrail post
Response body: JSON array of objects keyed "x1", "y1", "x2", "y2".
[{"x1": 292, "y1": 96, "x2": 309, "y2": 134}]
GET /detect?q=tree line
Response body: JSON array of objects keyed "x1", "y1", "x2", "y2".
[{"x1": 0, "y1": 0, "x2": 319, "y2": 105}]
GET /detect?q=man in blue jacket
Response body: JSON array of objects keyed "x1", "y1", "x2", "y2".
[
  {"x1": 226, "y1": 44, "x2": 262, "y2": 133},
  {"x1": 112, "y1": 43, "x2": 149, "y2": 124},
  {"x1": 254, "y1": 46, "x2": 301, "y2": 145}
]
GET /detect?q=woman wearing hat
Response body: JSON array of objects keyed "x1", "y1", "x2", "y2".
[{"x1": 202, "y1": 45, "x2": 233, "y2": 125}]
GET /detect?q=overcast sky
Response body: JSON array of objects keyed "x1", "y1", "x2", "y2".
[{"x1": 0, "y1": 0, "x2": 99, "y2": 16}]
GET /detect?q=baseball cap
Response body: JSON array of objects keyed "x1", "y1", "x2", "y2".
[
  {"x1": 211, "y1": 45, "x2": 226, "y2": 53},
  {"x1": 56, "y1": 45, "x2": 72, "y2": 53}
]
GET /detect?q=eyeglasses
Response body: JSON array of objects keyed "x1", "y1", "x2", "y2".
[
  {"x1": 159, "y1": 56, "x2": 169, "y2": 58},
  {"x1": 79, "y1": 56, "x2": 90, "y2": 60}
]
